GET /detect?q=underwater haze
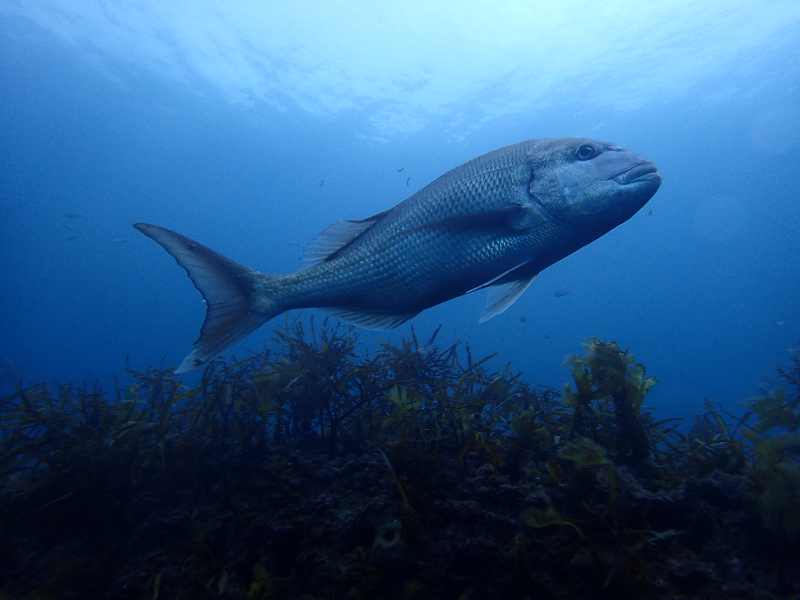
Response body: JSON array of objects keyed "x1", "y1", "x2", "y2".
[{"x1": 1, "y1": 0, "x2": 799, "y2": 420}]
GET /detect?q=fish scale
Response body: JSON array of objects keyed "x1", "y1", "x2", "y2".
[
  {"x1": 276, "y1": 148, "x2": 538, "y2": 302},
  {"x1": 135, "y1": 137, "x2": 661, "y2": 372}
]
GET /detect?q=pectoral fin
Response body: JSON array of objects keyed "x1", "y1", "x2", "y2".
[
  {"x1": 475, "y1": 261, "x2": 540, "y2": 322},
  {"x1": 412, "y1": 204, "x2": 533, "y2": 233}
]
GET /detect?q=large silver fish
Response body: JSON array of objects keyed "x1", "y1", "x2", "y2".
[{"x1": 136, "y1": 138, "x2": 661, "y2": 372}]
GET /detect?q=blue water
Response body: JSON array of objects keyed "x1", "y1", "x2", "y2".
[{"x1": 1, "y1": 3, "x2": 798, "y2": 422}]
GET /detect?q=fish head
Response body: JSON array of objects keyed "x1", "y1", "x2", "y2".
[{"x1": 529, "y1": 138, "x2": 662, "y2": 230}]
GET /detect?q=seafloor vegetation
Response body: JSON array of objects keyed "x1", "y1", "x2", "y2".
[{"x1": 1, "y1": 319, "x2": 799, "y2": 599}]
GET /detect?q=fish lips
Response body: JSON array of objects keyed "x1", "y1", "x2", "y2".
[{"x1": 615, "y1": 161, "x2": 662, "y2": 186}]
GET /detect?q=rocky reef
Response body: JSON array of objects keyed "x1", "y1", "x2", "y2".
[{"x1": 1, "y1": 320, "x2": 798, "y2": 599}]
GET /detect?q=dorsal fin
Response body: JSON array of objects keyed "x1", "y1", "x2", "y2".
[{"x1": 302, "y1": 209, "x2": 390, "y2": 265}]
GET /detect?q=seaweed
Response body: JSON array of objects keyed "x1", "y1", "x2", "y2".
[
  {"x1": 560, "y1": 338, "x2": 656, "y2": 467},
  {"x1": 738, "y1": 351, "x2": 800, "y2": 539},
  {"x1": 1, "y1": 329, "x2": 799, "y2": 598},
  {"x1": 676, "y1": 399, "x2": 747, "y2": 478}
]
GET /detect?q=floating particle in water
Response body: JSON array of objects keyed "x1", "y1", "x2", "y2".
[
  {"x1": 554, "y1": 288, "x2": 571, "y2": 297},
  {"x1": 112, "y1": 238, "x2": 128, "y2": 244},
  {"x1": 62, "y1": 212, "x2": 83, "y2": 219},
  {"x1": 397, "y1": 166, "x2": 404, "y2": 172}
]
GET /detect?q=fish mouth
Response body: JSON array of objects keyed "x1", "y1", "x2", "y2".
[{"x1": 615, "y1": 162, "x2": 659, "y2": 184}]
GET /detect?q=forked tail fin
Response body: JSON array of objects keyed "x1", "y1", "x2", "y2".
[{"x1": 134, "y1": 223, "x2": 273, "y2": 373}]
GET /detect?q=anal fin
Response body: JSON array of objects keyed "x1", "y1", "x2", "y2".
[{"x1": 324, "y1": 307, "x2": 418, "y2": 330}]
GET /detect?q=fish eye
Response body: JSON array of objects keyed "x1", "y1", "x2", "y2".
[{"x1": 575, "y1": 144, "x2": 598, "y2": 161}]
